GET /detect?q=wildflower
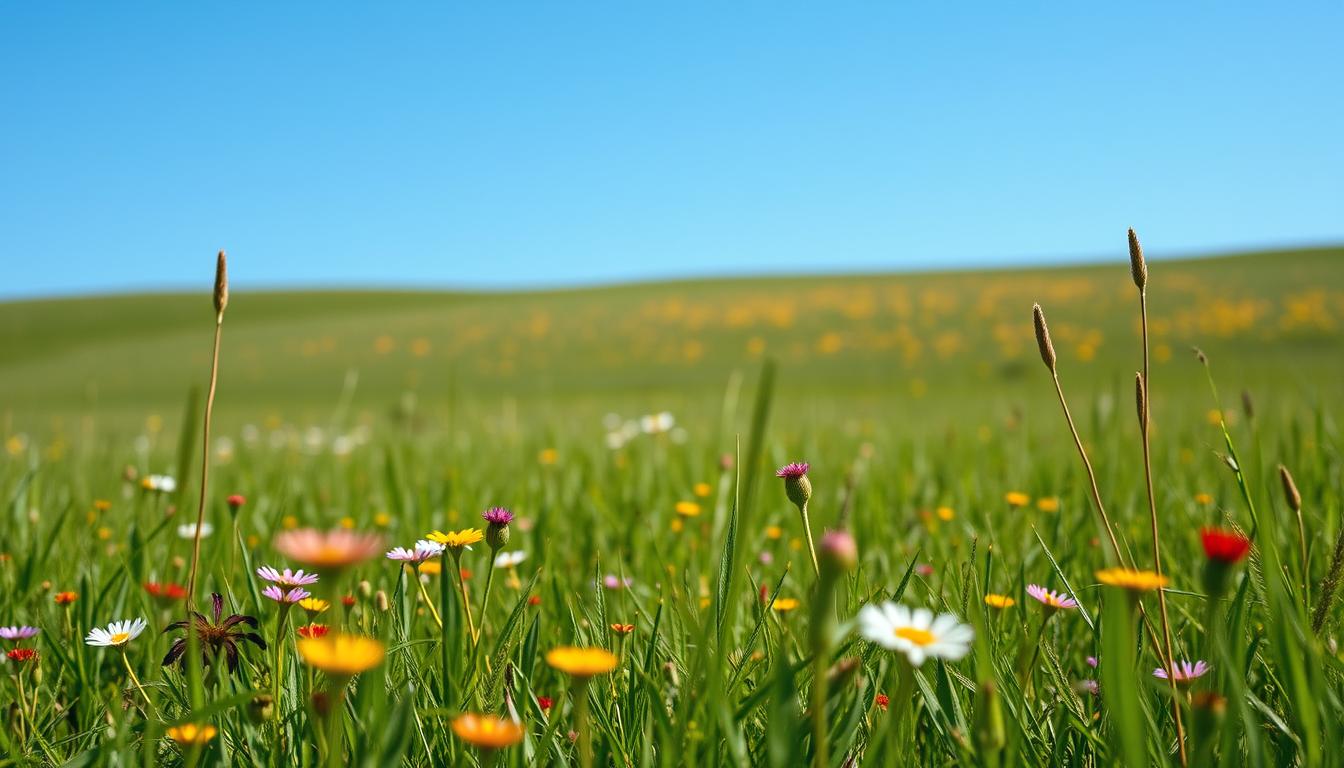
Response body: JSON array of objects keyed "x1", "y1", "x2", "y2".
[
  {"x1": 418, "y1": 560, "x2": 442, "y2": 576},
  {"x1": 916, "y1": 564, "x2": 935, "y2": 577},
  {"x1": 93, "y1": 499, "x2": 113, "y2": 512},
  {"x1": 935, "y1": 506, "x2": 955, "y2": 521},
  {"x1": 262, "y1": 586, "x2": 311, "y2": 604},
  {"x1": 765, "y1": 525, "x2": 783, "y2": 540},
  {"x1": 1087, "y1": 655, "x2": 1098, "y2": 668},
  {"x1": 1036, "y1": 497, "x2": 1060, "y2": 512},
  {"x1": 857, "y1": 602, "x2": 974, "y2": 666},
  {"x1": 144, "y1": 582, "x2": 188, "y2": 602},
  {"x1": 1154, "y1": 660, "x2": 1210, "y2": 685},
  {"x1": 874, "y1": 693, "x2": 889, "y2": 711},
  {"x1": 599, "y1": 574, "x2": 632, "y2": 590},
  {"x1": 820, "y1": 529, "x2": 858, "y2": 576},
  {"x1": 256, "y1": 566, "x2": 321, "y2": 586},
  {"x1": 273, "y1": 529, "x2": 384, "y2": 569},
  {"x1": 374, "y1": 512, "x2": 392, "y2": 527},
  {"x1": 539, "y1": 448, "x2": 559, "y2": 465},
  {"x1": 298, "y1": 624, "x2": 329, "y2": 639},
  {"x1": 675, "y1": 501, "x2": 701, "y2": 517},
  {"x1": 984, "y1": 594, "x2": 1015, "y2": 609},
  {"x1": 1004, "y1": 492, "x2": 1030, "y2": 508},
  {"x1": 226, "y1": 494, "x2": 246, "y2": 510},
  {"x1": 494, "y1": 551, "x2": 528, "y2": 568},
  {"x1": 54, "y1": 591, "x2": 78, "y2": 605},
  {"x1": 425, "y1": 528, "x2": 484, "y2": 551},
  {"x1": 0, "y1": 626, "x2": 39, "y2": 642},
  {"x1": 299, "y1": 598, "x2": 330, "y2": 617},
  {"x1": 298, "y1": 633, "x2": 385, "y2": 677},
  {"x1": 546, "y1": 646, "x2": 620, "y2": 678},
  {"x1": 143, "y1": 474, "x2": 177, "y2": 493},
  {"x1": 693, "y1": 482, "x2": 712, "y2": 498},
  {"x1": 1194, "y1": 492, "x2": 1213, "y2": 505},
  {"x1": 1200, "y1": 527, "x2": 1251, "y2": 564},
  {"x1": 166, "y1": 723, "x2": 218, "y2": 746},
  {"x1": 177, "y1": 521, "x2": 214, "y2": 539},
  {"x1": 528, "y1": 595, "x2": 542, "y2": 606},
  {"x1": 1025, "y1": 584, "x2": 1078, "y2": 612},
  {"x1": 451, "y1": 713, "x2": 526, "y2": 750},
  {"x1": 537, "y1": 695, "x2": 553, "y2": 711},
  {"x1": 772, "y1": 598, "x2": 800, "y2": 613},
  {"x1": 342, "y1": 594, "x2": 356, "y2": 608},
  {"x1": 1095, "y1": 568, "x2": 1169, "y2": 592},
  {"x1": 85, "y1": 618, "x2": 148, "y2": 647},
  {"x1": 482, "y1": 507, "x2": 514, "y2": 550},
  {"x1": 776, "y1": 462, "x2": 811, "y2": 507},
  {"x1": 386, "y1": 540, "x2": 445, "y2": 563},
  {"x1": 6, "y1": 648, "x2": 37, "y2": 663},
  {"x1": 611, "y1": 623, "x2": 635, "y2": 634},
  {"x1": 162, "y1": 593, "x2": 266, "y2": 673},
  {"x1": 1077, "y1": 679, "x2": 1099, "y2": 696}
]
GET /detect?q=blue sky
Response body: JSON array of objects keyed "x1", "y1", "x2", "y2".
[{"x1": 2, "y1": 3, "x2": 1341, "y2": 298}]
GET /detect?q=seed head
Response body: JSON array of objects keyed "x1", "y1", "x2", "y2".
[
  {"x1": 1193, "y1": 347, "x2": 1208, "y2": 365},
  {"x1": 213, "y1": 250, "x2": 229, "y2": 315},
  {"x1": 1134, "y1": 372, "x2": 1147, "y2": 426},
  {"x1": 1241, "y1": 389, "x2": 1255, "y2": 421},
  {"x1": 1279, "y1": 465, "x2": 1302, "y2": 512},
  {"x1": 1032, "y1": 304, "x2": 1056, "y2": 373},
  {"x1": 1127, "y1": 228, "x2": 1146, "y2": 290}
]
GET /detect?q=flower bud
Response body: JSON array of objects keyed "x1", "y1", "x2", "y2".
[
  {"x1": 776, "y1": 463, "x2": 811, "y2": 509},
  {"x1": 819, "y1": 529, "x2": 857, "y2": 578},
  {"x1": 482, "y1": 507, "x2": 514, "y2": 551},
  {"x1": 375, "y1": 590, "x2": 390, "y2": 612}
]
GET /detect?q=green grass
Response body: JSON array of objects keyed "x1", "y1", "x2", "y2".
[{"x1": 1, "y1": 247, "x2": 1343, "y2": 765}]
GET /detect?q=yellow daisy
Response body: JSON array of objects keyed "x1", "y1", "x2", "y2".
[
  {"x1": 674, "y1": 501, "x2": 701, "y2": 517},
  {"x1": 298, "y1": 633, "x2": 385, "y2": 677},
  {"x1": 426, "y1": 528, "x2": 484, "y2": 550},
  {"x1": 984, "y1": 594, "x2": 1016, "y2": 609},
  {"x1": 772, "y1": 598, "x2": 801, "y2": 613},
  {"x1": 1095, "y1": 568, "x2": 1169, "y2": 592}
]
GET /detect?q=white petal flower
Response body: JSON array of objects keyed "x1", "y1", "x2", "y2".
[
  {"x1": 177, "y1": 522, "x2": 214, "y2": 539},
  {"x1": 857, "y1": 601, "x2": 973, "y2": 667},
  {"x1": 493, "y1": 551, "x2": 528, "y2": 569},
  {"x1": 85, "y1": 618, "x2": 148, "y2": 647}
]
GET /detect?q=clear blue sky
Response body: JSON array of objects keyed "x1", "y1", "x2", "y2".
[{"x1": 3, "y1": 3, "x2": 1341, "y2": 299}]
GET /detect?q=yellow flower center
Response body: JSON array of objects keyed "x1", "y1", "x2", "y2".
[
  {"x1": 894, "y1": 627, "x2": 936, "y2": 646},
  {"x1": 110, "y1": 632, "x2": 130, "y2": 644}
]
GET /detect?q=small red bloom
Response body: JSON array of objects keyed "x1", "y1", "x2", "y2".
[
  {"x1": 341, "y1": 595, "x2": 356, "y2": 608},
  {"x1": 538, "y1": 696, "x2": 553, "y2": 712},
  {"x1": 1201, "y1": 527, "x2": 1251, "y2": 564},
  {"x1": 875, "y1": 693, "x2": 889, "y2": 711},
  {"x1": 55, "y1": 591, "x2": 79, "y2": 605},
  {"x1": 528, "y1": 595, "x2": 542, "y2": 606},
  {"x1": 916, "y1": 564, "x2": 935, "y2": 577},
  {"x1": 460, "y1": 568, "x2": 472, "y2": 581},
  {"x1": 144, "y1": 582, "x2": 188, "y2": 601},
  {"x1": 759, "y1": 585, "x2": 769, "y2": 604},
  {"x1": 7, "y1": 648, "x2": 37, "y2": 663},
  {"x1": 297, "y1": 624, "x2": 329, "y2": 639},
  {"x1": 226, "y1": 494, "x2": 247, "y2": 509}
]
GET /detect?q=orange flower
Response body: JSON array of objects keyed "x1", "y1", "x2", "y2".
[
  {"x1": 166, "y1": 723, "x2": 217, "y2": 746},
  {"x1": 1004, "y1": 492, "x2": 1030, "y2": 508},
  {"x1": 274, "y1": 529, "x2": 383, "y2": 569},
  {"x1": 54, "y1": 591, "x2": 78, "y2": 605},
  {"x1": 451, "y1": 713, "x2": 525, "y2": 750},
  {"x1": 298, "y1": 633, "x2": 385, "y2": 677},
  {"x1": 610, "y1": 623, "x2": 635, "y2": 634}
]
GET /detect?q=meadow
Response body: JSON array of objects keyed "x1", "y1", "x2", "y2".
[{"x1": 1, "y1": 243, "x2": 1343, "y2": 766}]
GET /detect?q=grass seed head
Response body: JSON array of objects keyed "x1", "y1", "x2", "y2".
[
  {"x1": 1134, "y1": 372, "x2": 1147, "y2": 426},
  {"x1": 1127, "y1": 228, "x2": 1146, "y2": 289},
  {"x1": 1032, "y1": 304, "x2": 1056, "y2": 373},
  {"x1": 213, "y1": 250, "x2": 229, "y2": 315},
  {"x1": 1279, "y1": 464, "x2": 1302, "y2": 512}
]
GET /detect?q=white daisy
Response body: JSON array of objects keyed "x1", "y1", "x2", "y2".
[
  {"x1": 85, "y1": 618, "x2": 148, "y2": 648},
  {"x1": 857, "y1": 602, "x2": 974, "y2": 666},
  {"x1": 177, "y1": 521, "x2": 214, "y2": 539},
  {"x1": 494, "y1": 551, "x2": 528, "y2": 569}
]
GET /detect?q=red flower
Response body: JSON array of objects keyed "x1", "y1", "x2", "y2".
[
  {"x1": 54, "y1": 591, "x2": 79, "y2": 605},
  {"x1": 528, "y1": 595, "x2": 542, "y2": 606},
  {"x1": 7, "y1": 648, "x2": 37, "y2": 663},
  {"x1": 226, "y1": 494, "x2": 247, "y2": 509},
  {"x1": 538, "y1": 696, "x2": 553, "y2": 712},
  {"x1": 916, "y1": 564, "x2": 935, "y2": 577},
  {"x1": 875, "y1": 693, "x2": 889, "y2": 711},
  {"x1": 297, "y1": 624, "x2": 328, "y2": 639},
  {"x1": 341, "y1": 595, "x2": 356, "y2": 608},
  {"x1": 1201, "y1": 528, "x2": 1251, "y2": 564},
  {"x1": 145, "y1": 582, "x2": 188, "y2": 601}
]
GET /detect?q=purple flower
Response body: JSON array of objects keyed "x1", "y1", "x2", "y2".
[
  {"x1": 482, "y1": 507, "x2": 515, "y2": 526},
  {"x1": 1025, "y1": 584, "x2": 1078, "y2": 611},
  {"x1": 1154, "y1": 660, "x2": 1210, "y2": 684},
  {"x1": 262, "y1": 586, "x2": 311, "y2": 604},
  {"x1": 256, "y1": 566, "x2": 320, "y2": 586},
  {"x1": 775, "y1": 462, "x2": 809, "y2": 479},
  {"x1": 0, "y1": 626, "x2": 39, "y2": 641},
  {"x1": 599, "y1": 574, "x2": 633, "y2": 590},
  {"x1": 1078, "y1": 679, "x2": 1099, "y2": 696},
  {"x1": 1086, "y1": 655, "x2": 1098, "y2": 668}
]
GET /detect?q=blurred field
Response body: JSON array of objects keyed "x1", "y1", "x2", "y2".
[{"x1": 3, "y1": 248, "x2": 1342, "y2": 447}]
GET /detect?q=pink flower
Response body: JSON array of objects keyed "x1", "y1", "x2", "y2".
[
  {"x1": 1154, "y1": 660, "x2": 1210, "y2": 685},
  {"x1": 775, "y1": 462, "x2": 809, "y2": 479},
  {"x1": 262, "y1": 586, "x2": 310, "y2": 604},
  {"x1": 1025, "y1": 584, "x2": 1078, "y2": 611},
  {"x1": 482, "y1": 507, "x2": 515, "y2": 526},
  {"x1": 386, "y1": 540, "x2": 446, "y2": 563},
  {"x1": 256, "y1": 566, "x2": 320, "y2": 586}
]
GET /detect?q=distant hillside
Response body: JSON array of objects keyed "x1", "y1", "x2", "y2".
[{"x1": 2, "y1": 248, "x2": 1341, "y2": 437}]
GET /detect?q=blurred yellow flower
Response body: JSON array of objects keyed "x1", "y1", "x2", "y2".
[
  {"x1": 772, "y1": 598, "x2": 800, "y2": 613},
  {"x1": 675, "y1": 501, "x2": 701, "y2": 517},
  {"x1": 374, "y1": 512, "x2": 392, "y2": 527},
  {"x1": 693, "y1": 482, "x2": 712, "y2": 498},
  {"x1": 546, "y1": 646, "x2": 619, "y2": 678},
  {"x1": 282, "y1": 515, "x2": 299, "y2": 530},
  {"x1": 1004, "y1": 492, "x2": 1030, "y2": 508},
  {"x1": 1036, "y1": 497, "x2": 1060, "y2": 512},
  {"x1": 298, "y1": 633, "x2": 384, "y2": 676},
  {"x1": 984, "y1": 594, "x2": 1016, "y2": 609},
  {"x1": 935, "y1": 506, "x2": 955, "y2": 521},
  {"x1": 166, "y1": 723, "x2": 217, "y2": 746},
  {"x1": 538, "y1": 448, "x2": 558, "y2": 465},
  {"x1": 451, "y1": 713, "x2": 525, "y2": 750},
  {"x1": 339, "y1": 517, "x2": 356, "y2": 529},
  {"x1": 1096, "y1": 568, "x2": 1168, "y2": 592},
  {"x1": 418, "y1": 560, "x2": 442, "y2": 576},
  {"x1": 765, "y1": 525, "x2": 783, "y2": 540},
  {"x1": 1194, "y1": 493, "x2": 1213, "y2": 505}
]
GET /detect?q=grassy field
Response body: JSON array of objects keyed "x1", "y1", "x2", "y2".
[{"x1": 1, "y1": 246, "x2": 1343, "y2": 765}]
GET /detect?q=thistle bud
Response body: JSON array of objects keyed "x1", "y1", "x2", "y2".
[
  {"x1": 1032, "y1": 304, "x2": 1056, "y2": 373},
  {"x1": 482, "y1": 507, "x2": 514, "y2": 551},
  {"x1": 819, "y1": 529, "x2": 858, "y2": 578},
  {"x1": 1127, "y1": 228, "x2": 1147, "y2": 290},
  {"x1": 213, "y1": 250, "x2": 229, "y2": 316},
  {"x1": 776, "y1": 463, "x2": 811, "y2": 509},
  {"x1": 1279, "y1": 465, "x2": 1302, "y2": 512}
]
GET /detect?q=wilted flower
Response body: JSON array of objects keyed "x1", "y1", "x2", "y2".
[
  {"x1": 858, "y1": 602, "x2": 974, "y2": 666},
  {"x1": 162, "y1": 593, "x2": 265, "y2": 673}
]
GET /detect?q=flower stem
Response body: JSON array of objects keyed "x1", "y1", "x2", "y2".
[
  {"x1": 798, "y1": 502, "x2": 820, "y2": 579},
  {"x1": 412, "y1": 566, "x2": 442, "y2": 629},
  {"x1": 574, "y1": 679, "x2": 594, "y2": 768},
  {"x1": 883, "y1": 661, "x2": 916, "y2": 766},
  {"x1": 122, "y1": 648, "x2": 159, "y2": 718}
]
